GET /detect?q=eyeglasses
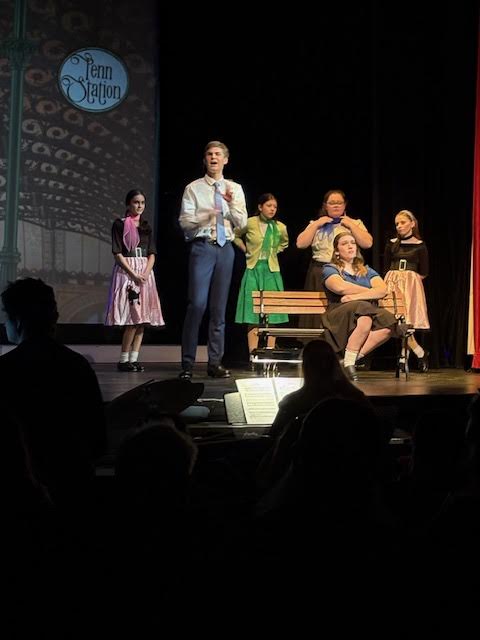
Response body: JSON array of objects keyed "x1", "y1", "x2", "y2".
[{"x1": 326, "y1": 201, "x2": 345, "y2": 206}]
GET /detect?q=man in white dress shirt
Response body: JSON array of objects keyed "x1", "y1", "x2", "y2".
[{"x1": 178, "y1": 141, "x2": 247, "y2": 379}]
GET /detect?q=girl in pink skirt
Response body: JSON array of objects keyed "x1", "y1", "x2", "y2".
[
  {"x1": 105, "y1": 189, "x2": 164, "y2": 371},
  {"x1": 384, "y1": 209, "x2": 429, "y2": 372}
]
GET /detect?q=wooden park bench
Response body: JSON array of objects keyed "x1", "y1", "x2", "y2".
[{"x1": 251, "y1": 289, "x2": 414, "y2": 379}]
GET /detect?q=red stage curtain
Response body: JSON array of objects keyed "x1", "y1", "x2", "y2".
[{"x1": 472, "y1": 26, "x2": 480, "y2": 369}]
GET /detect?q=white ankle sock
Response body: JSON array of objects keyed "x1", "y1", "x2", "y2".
[
  {"x1": 129, "y1": 351, "x2": 139, "y2": 363},
  {"x1": 412, "y1": 345, "x2": 424, "y2": 358},
  {"x1": 344, "y1": 349, "x2": 358, "y2": 367},
  {"x1": 119, "y1": 352, "x2": 129, "y2": 363}
]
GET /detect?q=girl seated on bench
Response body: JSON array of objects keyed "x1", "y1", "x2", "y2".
[{"x1": 321, "y1": 232, "x2": 400, "y2": 380}]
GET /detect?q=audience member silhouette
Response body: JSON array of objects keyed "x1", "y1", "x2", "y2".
[
  {"x1": 234, "y1": 397, "x2": 398, "y2": 618},
  {"x1": 257, "y1": 397, "x2": 388, "y2": 519},
  {"x1": 389, "y1": 407, "x2": 468, "y2": 535},
  {"x1": 256, "y1": 339, "x2": 375, "y2": 491},
  {"x1": 4, "y1": 409, "x2": 52, "y2": 539},
  {"x1": 0, "y1": 278, "x2": 106, "y2": 510},
  {"x1": 402, "y1": 397, "x2": 480, "y2": 615},
  {"x1": 111, "y1": 416, "x2": 199, "y2": 613},
  {"x1": 465, "y1": 391, "x2": 480, "y2": 479},
  {"x1": 412, "y1": 409, "x2": 466, "y2": 490},
  {"x1": 427, "y1": 393, "x2": 480, "y2": 537},
  {"x1": 115, "y1": 416, "x2": 198, "y2": 519},
  {"x1": 271, "y1": 339, "x2": 371, "y2": 436}
]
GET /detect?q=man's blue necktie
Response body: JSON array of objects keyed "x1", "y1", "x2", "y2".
[{"x1": 214, "y1": 182, "x2": 226, "y2": 247}]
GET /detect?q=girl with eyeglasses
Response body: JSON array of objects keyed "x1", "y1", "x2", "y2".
[{"x1": 296, "y1": 189, "x2": 373, "y2": 329}]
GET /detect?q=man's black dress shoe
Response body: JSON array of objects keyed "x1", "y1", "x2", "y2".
[
  {"x1": 207, "y1": 364, "x2": 230, "y2": 378},
  {"x1": 179, "y1": 369, "x2": 192, "y2": 381},
  {"x1": 343, "y1": 364, "x2": 359, "y2": 381},
  {"x1": 117, "y1": 361, "x2": 135, "y2": 372}
]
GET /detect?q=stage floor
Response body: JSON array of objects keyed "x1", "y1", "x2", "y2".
[
  {"x1": 95, "y1": 362, "x2": 480, "y2": 404},
  {"x1": 94, "y1": 362, "x2": 480, "y2": 462}
]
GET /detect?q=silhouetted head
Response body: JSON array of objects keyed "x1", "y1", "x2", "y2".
[
  {"x1": 295, "y1": 397, "x2": 386, "y2": 490},
  {"x1": 115, "y1": 419, "x2": 198, "y2": 510},
  {"x1": 1, "y1": 278, "x2": 59, "y2": 342},
  {"x1": 302, "y1": 339, "x2": 345, "y2": 385}
]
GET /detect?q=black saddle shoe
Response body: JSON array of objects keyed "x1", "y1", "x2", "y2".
[
  {"x1": 417, "y1": 351, "x2": 429, "y2": 373},
  {"x1": 355, "y1": 355, "x2": 372, "y2": 371},
  {"x1": 131, "y1": 362, "x2": 145, "y2": 372},
  {"x1": 207, "y1": 364, "x2": 231, "y2": 378},
  {"x1": 344, "y1": 364, "x2": 359, "y2": 382},
  {"x1": 179, "y1": 368, "x2": 192, "y2": 381},
  {"x1": 117, "y1": 361, "x2": 135, "y2": 372}
]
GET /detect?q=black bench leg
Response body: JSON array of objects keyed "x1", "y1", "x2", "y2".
[
  {"x1": 395, "y1": 333, "x2": 409, "y2": 380},
  {"x1": 396, "y1": 335, "x2": 409, "y2": 380},
  {"x1": 403, "y1": 337, "x2": 409, "y2": 381},
  {"x1": 258, "y1": 313, "x2": 268, "y2": 349},
  {"x1": 395, "y1": 333, "x2": 401, "y2": 378}
]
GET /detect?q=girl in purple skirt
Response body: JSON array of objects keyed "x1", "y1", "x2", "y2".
[{"x1": 105, "y1": 189, "x2": 164, "y2": 371}]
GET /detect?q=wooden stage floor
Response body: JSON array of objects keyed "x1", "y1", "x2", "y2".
[
  {"x1": 95, "y1": 363, "x2": 480, "y2": 443},
  {"x1": 96, "y1": 362, "x2": 480, "y2": 404}
]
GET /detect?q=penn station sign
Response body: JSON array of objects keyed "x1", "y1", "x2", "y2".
[{"x1": 58, "y1": 48, "x2": 129, "y2": 112}]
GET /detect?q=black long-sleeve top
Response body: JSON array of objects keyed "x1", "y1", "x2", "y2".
[
  {"x1": 111, "y1": 218, "x2": 156, "y2": 256},
  {"x1": 383, "y1": 239, "x2": 429, "y2": 277}
]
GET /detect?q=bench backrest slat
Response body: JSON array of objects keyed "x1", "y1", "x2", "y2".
[
  {"x1": 252, "y1": 290, "x2": 406, "y2": 318},
  {"x1": 256, "y1": 305, "x2": 328, "y2": 314},
  {"x1": 253, "y1": 291, "x2": 328, "y2": 300}
]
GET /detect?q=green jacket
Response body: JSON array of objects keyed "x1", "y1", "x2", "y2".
[{"x1": 234, "y1": 216, "x2": 288, "y2": 272}]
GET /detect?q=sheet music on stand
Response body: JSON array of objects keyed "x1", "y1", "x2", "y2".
[
  {"x1": 234, "y1": 377, "x2": 303, "y2": 425},
  {"x1": 223, "y1": 392, "x2": 248, "y2": 426}
]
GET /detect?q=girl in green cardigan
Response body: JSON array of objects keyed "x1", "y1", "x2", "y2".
[{"x1": 234, "y1": 193, "x2": 289, "y2": 353}]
